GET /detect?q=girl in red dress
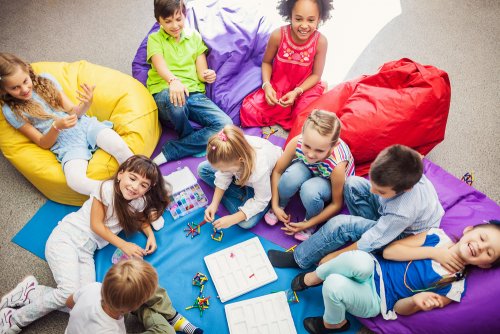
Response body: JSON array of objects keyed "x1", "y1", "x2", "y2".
[{"x1": 240, "y1": 0, "x2": 333, "y2": 130}]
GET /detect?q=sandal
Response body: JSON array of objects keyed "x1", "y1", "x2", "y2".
[
  {"x1": 291, "y1": 272, "x2": 322, "y2": 292},
  {"x1": 303, "y1": 317, "x2": 350, "y2": 334}
]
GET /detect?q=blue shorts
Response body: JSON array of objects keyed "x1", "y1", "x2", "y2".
[{"x1": 51, "y1": 115, "x2": 113, "y2": 166}]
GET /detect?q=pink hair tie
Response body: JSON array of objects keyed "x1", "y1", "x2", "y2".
[
  {"x1": 211, "y1": 145, "x2": 216, "y2": 150},
  {"x1": 217, "y1": 130, "x2": 227, "y2": 142}
]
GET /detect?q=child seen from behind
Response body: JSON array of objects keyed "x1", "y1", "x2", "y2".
[
  {"x1": 240, "y1": 0, "x2": 333, "y2": 130},
  {"x1": 198, "y1": 125, "x2": 282, "y2": 230}
]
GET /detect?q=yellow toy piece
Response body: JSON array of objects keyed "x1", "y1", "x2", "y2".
[{"x1": 0, "y1": 61, "x2": 161, "y2": 205}]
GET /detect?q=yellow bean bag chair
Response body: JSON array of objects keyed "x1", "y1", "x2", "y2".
[{"x1": 0, "y1": 61, "x2": 161, "y2": 206}]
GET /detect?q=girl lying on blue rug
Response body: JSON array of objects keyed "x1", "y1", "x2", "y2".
[{"x1": 292, "y1": 220, "x2": 500, "y2": 334}]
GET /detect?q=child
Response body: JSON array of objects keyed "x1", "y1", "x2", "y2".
[
  {"x1": 268, "y1": 144, "x2": 445, "y2": 269},
  {"x1": 198, "y1": 125, "x2": 282, "y2": 230},
  {"x1": 0, "y1": 155, "x2": 169, "y2": 334},
  {"x1": 147, "y1": 0, "x2": 233, "y2": 166},
  {"x1": 0, "y1": 53, "x2": 133, "y2": 195},
  {"x1": 64, "y1": 259, "x2": 158, "y2": 333},
  {"x1": 292, "y1": 221, "x2": 500, "y2": 334},
  {"x1": 240, "y1": 0, "x2": 333, "y2": 130},
  {"x1": 266, "y1": 109, "x2": 354, "y2": 241}
]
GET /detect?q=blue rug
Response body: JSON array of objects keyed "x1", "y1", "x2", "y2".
[{"x1": 12, "y1": 201, "x2": 361, "y2": 334}]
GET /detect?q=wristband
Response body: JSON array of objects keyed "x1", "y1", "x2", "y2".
[
  {"x1": 168, "y1": 77, "x2": 179, "y2": 84},
  {"x1": 294, "y1": 87, "x2": 304, "y2": 95},
  {"x1": 262, "y1": 81, "x2": 270, "y2": 89},
  {"x1": 52, "y1": 122, "x2": 61, "y2": 132}
]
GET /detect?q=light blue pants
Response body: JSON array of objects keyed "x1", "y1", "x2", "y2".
[
  {"x1": 316, "y1": 251, "x2": 381, "y2": 324},
  {"x1": 197, "y1": 160, "x2": 268, "y2": 229},
  {"x1": 293, "y1": 176, "x2": 380, "y2": 268},
  {"x1": 278, "y1": 161, "x2": 331, "y2": 219},
  {"x1": 12, "y1": 223, "x2": 97, "y2": 328}
]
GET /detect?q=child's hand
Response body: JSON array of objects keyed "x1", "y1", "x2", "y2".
[
  {"x1": 263, "y1": 84, "x2": 279, "y2": 106},
  {"x1": 433, "y1": 247, "x2": 465, "y2": 273},
  {"x1": 278, "y1": 90, "x2": 299, "y2": 107},
  {"x1": 75, "y1": 83, "x2": 95, "y2": 111},
  {"x1": 169, "y1": 79, "x2": 190, "y2": 107},
  {"x1": 413, "y1": 292, "x2": 447, "y2": 311},
  {"x1": 121, "y1": 242, "x2": 146, "y2": 258},
  {"x1": 55, "y1": 114, "x2": 78, "y2": 130},
  {"x1": 203, "y1": 69, "x2": 216, "y2": 83},
  {"x1": 213, "y1": 215, "x2": 238, "y2": 230},
  {"x1": 144, "y1": 234, "x2": 157, "y2": 255},
  {"x1": 204, "y1": 204, "x2": 218, "y2": 223},
  {"x1": 281, "y1": 220, "x2": 310, "y2": 235},
  {"x1": 272, "y1": 206, "x2": 290, "y2": 224}
]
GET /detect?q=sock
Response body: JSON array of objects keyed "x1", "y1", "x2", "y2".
[
  {"x1": 168, "y1": 312, "x2": 203, "y2": 334},
  {"x1": 267, "y1": 250, "x2": 300, "y2": 268},
  {"x1": 152, "y1": 152, "x2": 168, "y2": 166}
]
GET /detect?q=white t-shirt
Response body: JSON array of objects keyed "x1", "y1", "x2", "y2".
[
  {"x1": 65, "y1": 282, "x2": 126, "y2": 334},
  {"x1": 214, "y1": 135, "x2": 282, "y2": 220},
  {"x1": 61, "y1": 180, "x2": 146, "y2": 249}
]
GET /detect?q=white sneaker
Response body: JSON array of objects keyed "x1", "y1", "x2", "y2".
[
  {"x1": 151, "y1": 216, "x2": 165, "y2": 231},
  {"x1": 0, "y1": 308, "x2": 22, "y2": 334},
  {"x1": 1, "y1": 276, "x2": 38, "y2": 310}
]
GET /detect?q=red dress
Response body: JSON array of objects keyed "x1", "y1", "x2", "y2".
[{"x1": 240, "y1": 25, "x2": 326, "y2": 130}]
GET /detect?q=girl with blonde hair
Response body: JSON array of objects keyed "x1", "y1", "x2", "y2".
[
  {"x1": 198, "y1": 125, "x2": 282, "y2": 229},
  {"x1": 266, "y1": 109, "x2": 355, "y2": 241}
]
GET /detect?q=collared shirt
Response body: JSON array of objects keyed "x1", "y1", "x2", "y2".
[
  {"x1": 146, "y1": 27, "x2": 207, "y2": 95},
  {"x1": 357, "y1": 175, "x2": 444, "y2": 252},
  {"x1": 214, "y1": 136, "x2": 283, "y2": 221}
]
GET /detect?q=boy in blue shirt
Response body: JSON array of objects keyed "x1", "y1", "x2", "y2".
[
  {"x1": 269, "y1": 144, "x2": 445, "y2": 270},
  {"x1": 147, "y1": 0, "x2": 232, "y2": 165}
]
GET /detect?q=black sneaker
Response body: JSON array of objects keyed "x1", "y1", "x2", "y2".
[{"x1": 303, "y1": 317, "x2": 350, "y2": 334}]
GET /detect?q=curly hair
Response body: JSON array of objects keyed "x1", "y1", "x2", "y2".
[
  {"x1": 0, "y1": 52, "x2": 64, "y2": 122},
  {"x1": 277, "y1": 0, "x2": 334, "y2": 22}
]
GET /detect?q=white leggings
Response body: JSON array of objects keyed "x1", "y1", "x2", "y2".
[{"x1": 64, "y1": 128, "x2": 133, "y2": 195}]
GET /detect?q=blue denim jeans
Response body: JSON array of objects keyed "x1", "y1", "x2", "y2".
[
  {"x1": 154, "y1": 90, "x2": 232, "y2": 161},
  {"x1": 278, "y1": 161, "x2": 331, "y2": 219},
  {"x1": 293, "y1": 176, "x2": 380, "y2": 269},
  {"x1": 197, "y1": 161, "x2": 268, "y2": 229}
]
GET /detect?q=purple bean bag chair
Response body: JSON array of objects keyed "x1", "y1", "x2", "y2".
[{"x1": 131, "y1": 0, "x2": 275, "y2": 125}]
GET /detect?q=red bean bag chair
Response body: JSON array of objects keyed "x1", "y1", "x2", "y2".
[{"x1": 286, "y1": 58, "x2": 451, "y2": 175}]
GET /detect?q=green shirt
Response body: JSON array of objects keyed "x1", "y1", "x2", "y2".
[{"x1": 146, "y1": 27, "x2": 208, "y2": 95}]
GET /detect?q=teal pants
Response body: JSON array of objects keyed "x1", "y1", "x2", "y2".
[{"x1": 316, "y1": 251, "x2": 381, "y2": 324}]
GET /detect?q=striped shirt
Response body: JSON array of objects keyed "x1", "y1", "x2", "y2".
[{"x1": 294, "y1": 137, "x2": 355, "y2": 179}]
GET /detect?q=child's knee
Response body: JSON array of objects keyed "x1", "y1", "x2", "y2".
[
  {"x1": 197, "y1": 161, "x2": 213, "y2": 180},
  {"x1": 322, "y1": 274, "x2": 350, "y2": 301}
]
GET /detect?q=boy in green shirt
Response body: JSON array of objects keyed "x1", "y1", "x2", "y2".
[{"x1": 148, "y1": 0, "x2": 232, "y2": 165}]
